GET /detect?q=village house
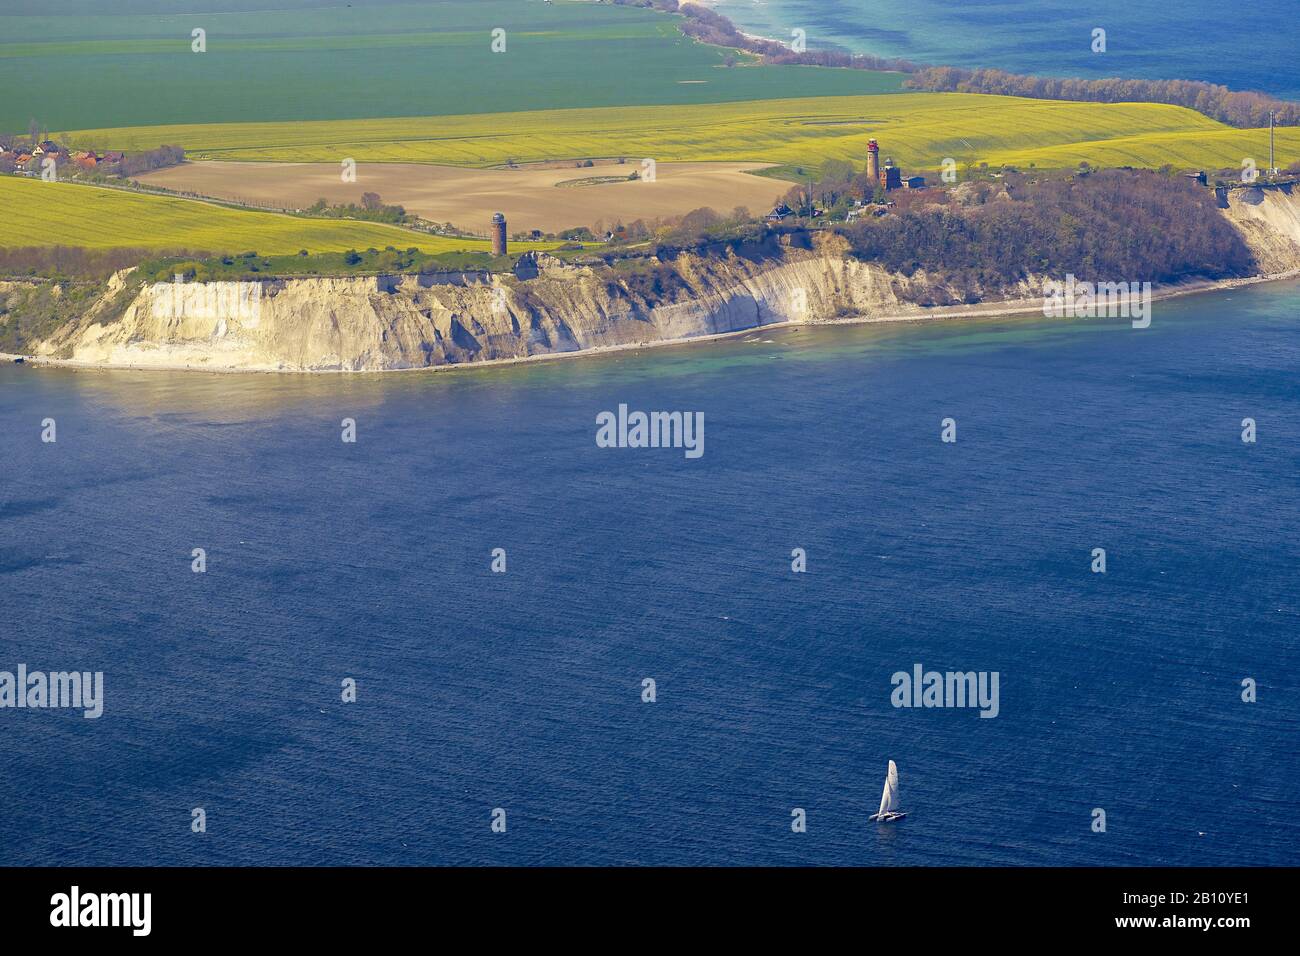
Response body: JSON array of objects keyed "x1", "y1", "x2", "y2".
[
  {"x1": 0, "y1": 138, "x2": 106, "y2": 178},
  {"x1": 765, "y1": 202, "x2": 793, "y2": 223}
]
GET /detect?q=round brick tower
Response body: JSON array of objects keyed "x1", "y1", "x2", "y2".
[
  {"x1": 866, "y1": 139, "x2": 880, "y2": 183},
  {"x1": 491, "y1": 212, "x2": 507, "y2": 257}
]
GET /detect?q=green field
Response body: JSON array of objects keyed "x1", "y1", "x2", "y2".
[
  {"x1": 63, "y1": 92, "x2": 1300, "y2": 173},
  {"x1": 0, "y1": 0, "x2": 904, "y2": 132},
  {"x1": 0, "y1": 176, "x2": 503, "y2": 254}
]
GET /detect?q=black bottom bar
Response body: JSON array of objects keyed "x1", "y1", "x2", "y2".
[{"x1": 0, "y1": 866, "x2": 1280, "y2": 941}]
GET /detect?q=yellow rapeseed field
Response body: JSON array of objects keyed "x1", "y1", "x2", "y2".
[
  {"x1": 0, "y1": 177, "x2": 497, "y2": 253},
  {"x1": 987, "y1": 125, "x2": 1300, "y2": 173},
  {"x1": 62, "y1": 92, "x2": 1296, "y2": 173}
]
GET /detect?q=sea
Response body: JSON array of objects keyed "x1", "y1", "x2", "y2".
[
  {"x1": 713, "y1": 0, "x2": 1300, "y2": 99},
  {"x1": 2, "y1": 279, "x2": 1298, "y2": 866}
]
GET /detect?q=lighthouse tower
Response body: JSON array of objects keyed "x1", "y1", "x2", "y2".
[
  {"x1": 490, "y1": 212, "x2": 507, "y2": 257},
  {"x1": 866, "y1": 139, "x2": 880, "y2": 182}
]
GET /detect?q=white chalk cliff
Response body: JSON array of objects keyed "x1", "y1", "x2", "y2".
[{"x1": 29, "y1": 185, "x2": 1300, "y2": 372}]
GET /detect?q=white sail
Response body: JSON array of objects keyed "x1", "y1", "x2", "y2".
[
  {"x1": 876, "y1": 760, "x2": 900, "y2": 817},
  {"x1": 872, "y1": 760, "x2": 904, "y2": 820}
]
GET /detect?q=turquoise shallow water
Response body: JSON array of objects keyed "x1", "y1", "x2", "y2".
[
  {"x1": 1, "y1": 281, "x2": 1298, "y2": 865},
  {"x1": 715, "y1": 0, "x2": 1300, "y2": 98}
]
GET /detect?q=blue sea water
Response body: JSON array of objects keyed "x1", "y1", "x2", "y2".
[
  {"x1": 714, "y1": 0, "x2": 1300, "y2": 99},
  {"x1": 1, "y1": 281, "x2": 1298, "y2": 866}
]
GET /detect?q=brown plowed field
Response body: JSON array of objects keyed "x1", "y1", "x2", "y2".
[{"x1": 136, "y1": 160, "x2": 786, "y2": 236}]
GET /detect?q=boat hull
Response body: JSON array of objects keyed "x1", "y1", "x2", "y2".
[{"x1": 869, "y1": 812, "x2": 907, "y2": 823}]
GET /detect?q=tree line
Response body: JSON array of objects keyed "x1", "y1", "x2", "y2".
[
  {"x1": 0, "y1": 246, "x2": 188, "y2": 280},
  {"x1": 116, "y1": 145, "x2": 185, "y2": 177},
  {"x1": 905, "y1": 68, "x2": 1300, "y2": 129},
  {"x1": 306, "y1": 193, "x2": 408, "y2": 225}
]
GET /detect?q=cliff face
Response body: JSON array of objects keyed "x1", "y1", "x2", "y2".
[
  {"x1": 1220, "y1": 183, "x2": 1300, "y2": 275},
  {"x1": 34, "y1": 238, "x2": 997, "y2": 372},
  {"x1": 28, "y1": 185, "x2": 1300, "y2": 372}
]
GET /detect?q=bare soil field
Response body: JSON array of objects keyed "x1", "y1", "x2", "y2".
[{"x1": 135, "y1": 160, "x2": 787, "y2": 236}]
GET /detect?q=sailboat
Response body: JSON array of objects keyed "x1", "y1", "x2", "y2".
[{"x1": 868, "y1": 759, "x2": 907, "y2": 822}]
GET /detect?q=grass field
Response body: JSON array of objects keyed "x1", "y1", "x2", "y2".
[
  {"x1": 0, "y1": 0, "x2": 904, "y2": 132},
  {"x1": 63, "y1": 92, "x2": 1300, "y2": 174},
  {"x1": 0, "y1": 176, "x2": 504, "y2": 254}
]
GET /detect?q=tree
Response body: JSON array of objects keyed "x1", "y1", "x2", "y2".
[{"x1": 821, "y1": 158, "x2": 855, "y2": 184}]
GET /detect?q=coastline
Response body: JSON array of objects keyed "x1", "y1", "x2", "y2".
[
  {"x1": 5, "y1": 269, "x2": 1294, "y2": 376},
  {"x1": 705, "y1": 0, "x2": 1300, "y2": 100}
]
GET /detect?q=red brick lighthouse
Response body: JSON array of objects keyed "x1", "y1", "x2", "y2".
[{"x1": 866, "y1": 139, "x2": 880, "y2": 183}]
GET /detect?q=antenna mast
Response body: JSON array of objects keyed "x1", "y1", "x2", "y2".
[{"x1": 1270, "y1": 110, "x2": 1276, "y2": 176}]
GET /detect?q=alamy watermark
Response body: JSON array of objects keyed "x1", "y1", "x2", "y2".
[
  {"x1": 1042, "y1": 274, "x2": 1151, "y2": 328},
  {"x1": 1, "y1": 665, "x2": 103, "y2": 718},
  {"x1": 50, "y1": 886, "x2": 150, "y2": 936},
  {"x1": 891, "y1": 664, "x2": 999, "y2": 718},
  {"x1": 152, "y1": 275, "x2": 262, "y2": 325},
  {"x1": 595, "y1": 404, "x2": 704, "y2": 459}
]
